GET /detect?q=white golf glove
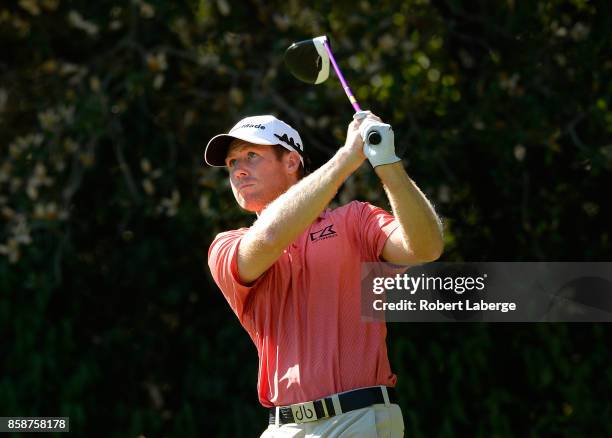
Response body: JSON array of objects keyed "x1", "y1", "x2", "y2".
[{"x1": 354, "y1": 111, "x2": 401, "y2": 167}]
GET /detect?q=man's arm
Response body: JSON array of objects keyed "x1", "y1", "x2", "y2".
[
  {"x1": 376, "y1": 162, "x2": 444, "y2": 264},
  {"x1": 237, "y1": 120, "x2": 367, "y2": 284}
]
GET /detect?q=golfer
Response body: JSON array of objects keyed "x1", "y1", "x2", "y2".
[{"x1": 206, "y1": 111, "x2": 443, "y2": 437}]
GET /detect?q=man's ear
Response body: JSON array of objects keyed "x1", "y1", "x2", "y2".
[{"x1": 284, "y1": 151, "x2": 301, "y2": 174}]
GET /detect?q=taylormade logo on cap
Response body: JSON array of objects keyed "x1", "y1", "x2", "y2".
[
  {"x1": 237, "y1": 123, "x2": 266, "y2": 130},
  {"x1": 204, "y1": 114, "x2": 305, "y2": 167}
]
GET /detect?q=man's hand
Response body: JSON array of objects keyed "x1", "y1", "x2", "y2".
[
  {"x1": 340, "y1": 111, "x2": 381, "y2": 166},
  {"x1": 353, "y1": 111, "x2": 401, "y2": 168},
  {"x1": 343, "y1": 111, "x2": 400, "y2": 167},
  {"x1": 360, "y1": 120, "x2": 401, "y2": 167}
]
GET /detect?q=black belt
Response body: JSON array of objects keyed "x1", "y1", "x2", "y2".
[{"x1": 269, "y1": 386, "x2": 397, "y2": 425}]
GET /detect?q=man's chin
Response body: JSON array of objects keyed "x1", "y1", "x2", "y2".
[
  {"x1": 235, "y1": 197, "x2": 262, "y2": 214},
  {"x1": 235, "y1": 192, "x2": 277, "y2": 214},
  {"x1": 239, "y1": 204, "x2": 258, "y2": 214}
]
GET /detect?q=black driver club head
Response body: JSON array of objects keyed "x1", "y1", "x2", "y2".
[{"x1": 284, "y1": 35, "x2": 330, "y2": 84}]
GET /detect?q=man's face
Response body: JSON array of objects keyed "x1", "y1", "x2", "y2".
[{"x1": 225, "y1": 140, "x2": 299, "y2": 214}]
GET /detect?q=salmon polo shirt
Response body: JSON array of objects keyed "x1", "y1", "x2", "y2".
[{"x1": 208, "y1": 200, "x2": 400, "y2": 407}]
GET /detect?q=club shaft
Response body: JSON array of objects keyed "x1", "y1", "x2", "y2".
[{"x1": 322, "y1": 40, "x2": 361, "y2": 112}]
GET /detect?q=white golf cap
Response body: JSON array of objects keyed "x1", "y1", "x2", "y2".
[{"x1": 204, "y1": 115, "x2": 304, "y2": 167}]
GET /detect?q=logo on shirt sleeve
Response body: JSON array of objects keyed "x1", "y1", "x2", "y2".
[{"x1": 309, "y1": 224, "x2": 337, "y2": 242}]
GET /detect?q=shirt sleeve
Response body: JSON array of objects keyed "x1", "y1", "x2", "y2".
[
  {"x1": 208, "y1": 229, "x2": 259, "y2": 320},
  {"x1": 357, "y1": 201, "x2": 401, "y2": 262}
]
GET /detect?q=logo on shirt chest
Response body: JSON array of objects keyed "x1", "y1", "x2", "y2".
[{"x1": 309, "y1": 224, "x2": 337, "y2": 242}]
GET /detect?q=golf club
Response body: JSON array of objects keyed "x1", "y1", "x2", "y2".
[
  {"x1": 284, "y1": 35, "x2": 361, "y2": 112},
  {"x1": 284, "y1": 35, "x2": 383, "y2": 145}
]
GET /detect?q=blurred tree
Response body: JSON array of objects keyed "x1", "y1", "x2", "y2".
[{"x1": 0, "y1": 0, "x2": 611, "y2": 436}]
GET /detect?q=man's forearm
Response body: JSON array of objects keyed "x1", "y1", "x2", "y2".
[
  {"x1": 250, "y1": 147, "x2": 361, "y2": 250},
  {"x1": 375, "y1": 162, "x2": 444, "y2": 260}
]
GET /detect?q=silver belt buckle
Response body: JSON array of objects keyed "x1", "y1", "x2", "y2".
[{"x1": 290, "y1": 400, "x2": 318, "y2": 424}]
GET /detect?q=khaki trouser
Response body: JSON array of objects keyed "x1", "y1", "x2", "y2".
[{"x1": 261, "y1": 403, "x2": 404, "y2": 437}]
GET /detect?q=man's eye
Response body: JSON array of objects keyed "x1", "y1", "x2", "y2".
[
  {"x1": 227, "y1": 159, "x2": 236, "y2": 167},
  {"x1": 247, "y1": 152, "x2": 257, "y2": 159}
]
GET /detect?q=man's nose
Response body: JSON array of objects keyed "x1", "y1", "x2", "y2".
[{"x1": 231, "y1": 161, "x2": 249, "y2": 178}]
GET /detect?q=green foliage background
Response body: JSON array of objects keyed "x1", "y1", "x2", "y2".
[{"x1": 1, "y1": 0, "x2": 611, "y2": 436}]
